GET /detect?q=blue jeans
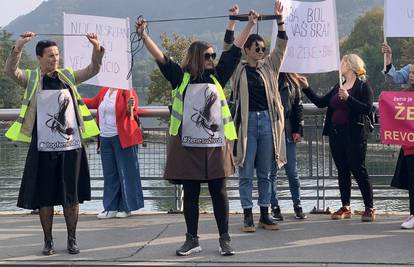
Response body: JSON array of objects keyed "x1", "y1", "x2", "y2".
[
  {"x1": 269, "y1": 138, "x2": 301, "y2": 208},
  {"x1": 100, "y1": 136, "x2": 144, "y2": 212},
  {"x1": 239, "y1": 111, "x2": 274, "y2": 209}
]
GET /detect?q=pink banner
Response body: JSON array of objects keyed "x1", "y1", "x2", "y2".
[{"x1": 379, "y1": 91, "x2": 414, "y2": 146}]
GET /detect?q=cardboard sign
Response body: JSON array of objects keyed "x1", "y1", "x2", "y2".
[
  {"x1": 270, "y1": 0, "x2": 340, "y2": 73},
  {"x1": 63, "y1": 13, "x2": 132, "y2": 89}
]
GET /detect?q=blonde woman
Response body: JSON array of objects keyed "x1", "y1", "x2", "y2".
[{"x1": 300, "y1": 54, "x2": 375, "y2": 222}]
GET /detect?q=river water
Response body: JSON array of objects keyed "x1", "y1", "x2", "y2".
[{"x1": 0, "y1": 126, "x2": 409, "y2": 215}]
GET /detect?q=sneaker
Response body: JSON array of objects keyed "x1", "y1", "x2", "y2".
[
  {"x1": 241, "y1": 209, "x2": 256, "y2": 232},
  {"x1": 97, "y1": 210, "x2": 117, "y2": 219},
  {"x1": 271, "y1": 206, "x2": 284, "y2": 221},
  {"x1": 219, "y1": 233, "x2": 235, "y2": 256},
  {"x1": 331, "y1": 207, "x2": 352, "y2": 220},
  {"x1": 401, "y1": 215, "x2": 414, "y2": 229},
  {"x1": 361, "y1": 208, "x2": 376, "y2": 222},
  {"x1": 116, "y1": 211, "x2": 131, "y2": 218},
  {"x1": 258, "y1": 214, "x2": 280, "y2": 230},
  {"x1": 176, "y1": 233, "x2": 202, "y2": 256},
  {"x1": 294, "y1": 206, "x2": 308, "y2": 220}
]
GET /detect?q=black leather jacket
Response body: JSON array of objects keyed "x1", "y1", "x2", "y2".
[
  {"x1": 302, "y1": 78, "x2": 374, "y2": 140},
  {"x1": 279, "y1": 73, "x2": 304, "y2": 141}
]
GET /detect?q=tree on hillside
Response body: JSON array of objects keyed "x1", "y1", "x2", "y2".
[
  {"x1": 0, "y1": 29, "x2": 36, "y2": 108},
  {"x1": 400, "y1": 39, "x2": 414, "y2": 65},
  {"x1": 340, "y1": 7, "x2": 409, "y2": 98},
  {"x1": 146, "y1": 33, "x2": 194, "y2": 105}
]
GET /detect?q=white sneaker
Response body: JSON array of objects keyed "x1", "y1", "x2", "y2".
[
  {"x1": 116, "y1": 211, "x2": 131, "y2": 218},
  {"x1": 97, "y1": 210, "x2": 117, "y2": 219},
  {"x1": 401, "y1": 215, "x2": 414, "y2": 229}
]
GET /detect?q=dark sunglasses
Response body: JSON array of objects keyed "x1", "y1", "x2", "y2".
[
  {"x1": 255, "y1": 47, "x2": 266, "y2": 53},
  {"x1": 204, "y1": 52, "x2": 217, "y2": 60}
]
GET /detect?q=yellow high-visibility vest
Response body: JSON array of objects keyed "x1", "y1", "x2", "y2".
[
  {"x1": 5, "y1": 67, "x2": 99, "y2": 142},
  {"x1": 169, "y1": 72, "x2": 237, "y2": 140}
]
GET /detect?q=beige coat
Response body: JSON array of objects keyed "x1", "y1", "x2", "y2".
[
  {"x1": 229, "y1": 37, "x2": 288, "y2": 169},
  {"x1": 5, "y1": 45, "x2": 105, "y2": 137}
]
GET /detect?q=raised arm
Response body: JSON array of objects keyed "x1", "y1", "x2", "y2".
[
  {"x1": 381, "y1": 43, "x2": 409, "y2": 84},
  {"x1": 5, "y1": 32, "x2": 35, "y2": 88},
  {"x1": 215, "y1": 10, "x2": 258, "y2": 85},
  {"x1": 135, "y1": 18, "x2": 165, "y2": 64},
  {"x1": 233, "y1": 10, "x2": 258, "y2": 49},
  {"x1": 266, "y1": 0, "x2": 288, "y2": 70},
  {"x1": 74, "y1": 33, "x2": 105, "y2": 84},
  {"x1": 223, "y1": 4, "x2": 239, "y2": 51}
]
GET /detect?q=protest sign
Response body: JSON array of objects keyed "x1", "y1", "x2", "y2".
[{"x1": 63, "y1": 13, "x2": 132, "y2": 89}]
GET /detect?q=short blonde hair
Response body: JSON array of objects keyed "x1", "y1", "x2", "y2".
[{"x1": 342, "y1": 54, "x2": 367, "y2": 81}]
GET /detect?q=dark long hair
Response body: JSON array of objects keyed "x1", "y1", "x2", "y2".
[{"x1": 182, "y1": 41, "x2": 213, "y2": 79}]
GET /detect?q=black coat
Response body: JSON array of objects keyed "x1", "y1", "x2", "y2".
[
  {"x1": 279, "y1": 74, "x2": 304, "y2": 140},
  {"x1": 391, "y1": 149, "x2": 410, "y2": 190},
  {"x1": 302, "y1": 78, "x2": 373, "y2": 140}
]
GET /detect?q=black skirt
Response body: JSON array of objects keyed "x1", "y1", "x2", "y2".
[{"x1": 17, "y1": 127, "x2": 91, "y2": 209}]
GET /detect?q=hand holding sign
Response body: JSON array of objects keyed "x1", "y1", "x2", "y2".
[
  {"x1": 127, "y1": 96, "x2": 135, "y2": 110},
  {"x1": 381, "y1": 43, "x2": 392, "y2": 66},
  {"x1": 86, "y1": 33, "x2": 100, "y2": 51},
  {"x1": 339, "y1": 87, "x2": 349, "y2": 101}
]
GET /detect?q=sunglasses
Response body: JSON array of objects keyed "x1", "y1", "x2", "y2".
[
  {"x1": 255, "y1": 47, "x2": 266, "y2": 53},
  {"x1": 204, "y1": 52, "x2": 217, "y2": 60}
]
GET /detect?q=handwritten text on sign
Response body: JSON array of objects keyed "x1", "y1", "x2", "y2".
[
  {"x1": 379, "y1": 91, "x2": 414, "y2": 146},
  {"x1": 271, "y1": 0, "x2": 340, "y2": 73},
  {"x1": 63, "y1": 13, "x2": 131, "y2": 89},
  {"x1": 384, "y1": 0, "x2": 414, "y2": 37}
]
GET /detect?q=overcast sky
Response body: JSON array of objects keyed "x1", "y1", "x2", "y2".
[{"x1": 0, "y1": 0, "x2": 45, "y2": 27}]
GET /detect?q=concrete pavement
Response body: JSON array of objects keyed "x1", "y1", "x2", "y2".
[{"x1": 0, "y1": 213, "x2": 413, "y2": 266}]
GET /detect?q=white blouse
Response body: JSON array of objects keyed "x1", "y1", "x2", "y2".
[{"x1": 98, "y1": 89, "x2": 118, "y2": 137}]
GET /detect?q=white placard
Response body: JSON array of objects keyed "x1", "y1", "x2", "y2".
[
  {"x1": 271, "y1": 0, "x2": 340, "y2": 73},
  {"x1": 63, "y1": 13, "x2": 132, "y2": 89},
  {"x1": 384, "y1": 0, "x2": 414, "y2": 37}
]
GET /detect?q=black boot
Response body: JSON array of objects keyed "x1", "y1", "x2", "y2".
[
  {"x1": 241, "y1": 208, "x2": 256, "y2": 232},
  {"x1": 42, "y1": 239, "x2": 55, "y2": 255},
  {"x1": 67, "y1": 237, "x2": 80, "y2": 254},
  {"x1": 258, "y1": 206, "x2": 280, "y2": 230},
  {"x1": 271, "y1": 205, "x2": 284, "y2": 221}
]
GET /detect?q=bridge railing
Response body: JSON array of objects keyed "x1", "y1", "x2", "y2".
[{"x1": 0, "y1": 104, "x2": 405, "y2": 213}]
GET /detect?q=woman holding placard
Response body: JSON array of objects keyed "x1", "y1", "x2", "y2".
[
  {"x1": 389, "y1": 64, "x2": 414, "y2": 229},
  {"x1": 300, "y1": 54, "x2": 376, "y2": 222},
  {"x1": 83, "y1": 87, "x2": 144, "y2": 219}
]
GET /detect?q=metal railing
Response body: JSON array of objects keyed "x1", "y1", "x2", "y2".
[{"x1": 0, "y1": 104, "x2": 407, "y2": 213}]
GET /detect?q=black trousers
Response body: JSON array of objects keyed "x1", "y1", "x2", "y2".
[
  {"x1": 328, "y1": 127, "x2": 374, "y2": 209},
  {"x1": 182, "y1": 178, "x2": 229, "y2": 236},
  {"x1": 403, "y1": 155, "x2": 414, "y2": 215}
]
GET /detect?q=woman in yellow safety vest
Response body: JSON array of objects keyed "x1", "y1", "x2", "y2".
[
  {"x1": 135, "y1": 5, "x2": 257, "y2": 256},
  {"x1": 5, "y1": 31, "x2": 104, "y2": 255}
]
